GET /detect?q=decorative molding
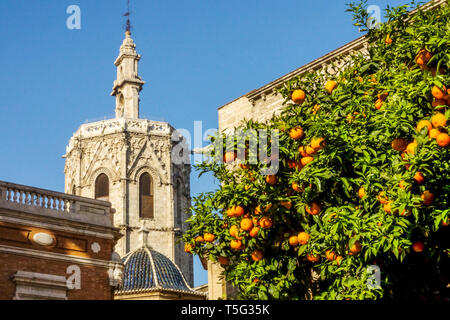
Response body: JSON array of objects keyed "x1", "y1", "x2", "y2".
[
  {"x1": 0, "y1": 244, "x2": 118, "y2": 269},
  {"x1": 12, "y1": 271, "x2": 68, "y2": 300}
]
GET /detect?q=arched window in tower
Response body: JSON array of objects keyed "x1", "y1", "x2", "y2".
[
  {"x1": 95, "y1": 173, "x2": 109, "y2": 201},
  {"x1": 139, "y1": 173, "x2": 154, "y2": 219}
]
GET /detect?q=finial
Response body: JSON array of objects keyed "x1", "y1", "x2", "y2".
[
  {"x1": 123, "y1": 0, "x2": 132, "y2": 33},
  {"x1": 138, "y1": 225, "x2": 150, "y2": 247}
]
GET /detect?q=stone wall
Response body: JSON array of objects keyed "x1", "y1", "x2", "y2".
[{"x1": 0, "y1": 181, "x2": 122, "y2": 300}]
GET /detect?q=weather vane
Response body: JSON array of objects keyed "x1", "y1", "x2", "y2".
[{"x1": 123, "y1": 0, "x2": 132, "y2": 32}]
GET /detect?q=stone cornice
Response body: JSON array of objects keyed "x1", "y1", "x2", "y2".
[
  {"x1": 65, "y1": 118, "x2": 174, "y2": 155},
  {"x1": 0, "y1": 244, "x2": 116, "y2": 268}
]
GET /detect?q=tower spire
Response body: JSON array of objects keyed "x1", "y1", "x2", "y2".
[{"x1": 110, "y1": 1, "x2": 145, "y2": 119}]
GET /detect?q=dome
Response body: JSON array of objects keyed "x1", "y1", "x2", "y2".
[{"x1": 115, "y1": 246, "x2": 199, "y2": 295}]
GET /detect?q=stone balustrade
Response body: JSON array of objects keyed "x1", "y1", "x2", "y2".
[{"x1": 0, "y1": 181, "x2": 114, "y2": 228}]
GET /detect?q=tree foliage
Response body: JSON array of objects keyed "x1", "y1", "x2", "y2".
[{"x1": 183, "y1": 1, "x2": 450, "y2": 300}]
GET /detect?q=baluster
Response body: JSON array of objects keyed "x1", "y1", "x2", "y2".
[
  {"x1": 58, "y1": 198, "x2": 63, "y2": 211},
  {"x1": 52, "y1": 197, "x2": 57, "y2": 210},
  {"x1": 26, "y1": 192, "x2": 31, "y2": 205},
  {"x1": 63, "y1": 199, "x2": 68, "y2": 212},
  {"x1": 69, "y1": 200, "x2": 76, "y2": 213},
  {"x1": 39, "y1": 194, "x2": 45, "y2": 207},
  {"x1": 19, "y1": 190, "x2": 24, "y2": 204},
  {"x1": 6, "y1": 188, "x2": 11, "y2": 201},
  {"x1": 13, "y1": 189, "x2": 18, "y2": 203},
  {"x1": 44, "y1": 195, "x2": 49, "y2": 208}
]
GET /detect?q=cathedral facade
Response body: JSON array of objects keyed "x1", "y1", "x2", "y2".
[{"x1": 63, "y1": 31, "x2": 194, "y2": 287}]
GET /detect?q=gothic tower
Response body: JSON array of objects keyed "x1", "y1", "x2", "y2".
[{"x1": 63, "y1": 31, "x2": 193, "y2": 286}]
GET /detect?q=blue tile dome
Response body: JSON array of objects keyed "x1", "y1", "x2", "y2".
[{"x1": 116, "y1": 246, "x2": 198, "y2": 295}]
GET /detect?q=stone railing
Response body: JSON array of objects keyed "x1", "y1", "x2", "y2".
[{"x1": 0, "y1": 181, "x2": 114, "y2": 228}]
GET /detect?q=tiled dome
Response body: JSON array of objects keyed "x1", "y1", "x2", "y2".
[{"x1": 116, "y1": 246, "x2": 197, "y2": 294}]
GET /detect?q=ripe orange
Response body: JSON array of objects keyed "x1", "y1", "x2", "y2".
[
  {"x1": 301, "y1": 156, "x2": 314, "y2": 167},
  {"x1": 204, "y1": 233, "x2": 215, "y2": 243},
  {"x1": 229, "y1": 225, "x2": 239, "y2": 238},
  {"x1": 298, "y1": 146, "x2": 309, "y2": 157},
  {"x1": 358, "y1": 187, "x2": 366, "y2": 199},
  {"x1": 432, "y1": 99, "x2": 448, "y2": 107},
  {"x1": 391, "y1": 138, "x2": 407, "y2": 152},
  {"x1": 240, "y1": 218, "x2": 253, "y2": 232},
  {"x1": 232, "y1": 205, "x2": 245, "y2": 217},
  {"x1": 436, "y1": 133, "x2": 450, "y2": 147},
  {"x1": 251, "y1": 250, "x2": 264, "y2": 261},
  {"x1": 305, "y1": 145, "x2": 317, "y2": 155},
  {"x1": 385, "y1": 34, "x2": 393, "y2": 45},
  {"x1": 413, "y1": 171, "x2": 425, "y2": 184},
  {"x1": 325, "y1": 80, "x2": 338, "y2": 94},
  {"x1": 431, "y1": 113, "x2": 447, "y2": 128},
  {"x1": 412, "y1": 241, "x2": 424, "y2": 253},
  {"x1": 249, "y1": 226, "x2": 260, "y2": 238},
  {"x1": 290, "y1": 127, "x2": 304, "y2": 140},
  {"x1": 421, "y1": 190, "x2": 435, "y2": 206},
  {"x1": 312, "y1": 104, "x2": 321, "y2": 114},
  {"x1": 383, "y1": 201, "x2": 392, "y2": 214},
  {"x1": 287, "y1": 159, "x2": 297, "y2": 169},
  {"x1": 415, "y1": 49, "x2": 432, "y2": 65},
  {"x1": 406, "y1": 141, "x2": 418, "y2": 155},
  {"x1": 335, "y1": 256, "x2": 343, "y2": 265},
  {"x1": 311, "y1": 137, "x2": 325, "y2": 150},
  {"x1": 259, "y1": 217, "x2": 273, "y2": 229},
  {"x1": 400, "y1": 209, "x2": 412, "y2": 217},
  {"x1": 374, "y1": 99, "x2": 383, "y2": 110},
  {"x1": 280, "y1": 200, "x2": 292, "y2": 210},
  {"x1": 254, "y1": 204, "x2": 272, "y2": 215},
  {"x1": 223, "y1": 151, "x2": 236, "y2": 163},
  {"x1": 292, "y1": 89, "x2": 306, "y2": 104},
  {"x1": 432, "y1": 85, "x2": 447, "y2": 100},
  {"x1": 417, "y1": 120, "x2": 432, "y2": 133},
  {"x1": 195, "y1": 235, "x2": 204, "y2": 243},
  {"x1": 288, "y1": 235, "x2": 299, "y2": 246},
  {"x1": 377, "y1": 191, "x2": 389, "y2": 204},
  {"x1": 349, "y1": 240, "x2": 362, "y2": 254},
  {"x1": 265, "y1": 175, "x2": 278, "y2": 185},
  {"x1": 230, "y1": 239, "x2": 244, "y2": 250},
  {"x1": 297, "y1": 232, "x2": 310, "y2": 245},
  {"x1": 292, "y1": 182, "x2": 303, "y2": 193},
  {"x1": 306, "y1": 254, "x2": 320, "y2": 262},
  {"x1": 240, "y1": 163, "x2": 250, "y2": 170},
  {"x1": 184, "y1": 243, "x2": 193, "y2": 253},
  {"x1": 306, "y1": 202, "x2": 321, "y2": 215},
  {"x1": 429, "y1": 128, "x2": 441, "y2": 139},
  {"x1": 325, "y1": 250, "x2": 336, "y2": 261},
  {"x1": 218, "y1": 256, "x2": 229, "y2": 265}
]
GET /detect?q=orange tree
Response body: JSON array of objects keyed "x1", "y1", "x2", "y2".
[{"x1": 183, "y1": 1, "x2": 450, "y2": 300}]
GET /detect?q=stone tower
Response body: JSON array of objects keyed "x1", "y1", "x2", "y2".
[{"x1": 63, "y1": 31, "x2": 193, "y2": 286}]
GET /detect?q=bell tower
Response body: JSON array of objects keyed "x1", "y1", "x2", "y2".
[
  {"x1": 111, "y1": 31, "x2": 145, "y2": 119},
  {"x1": 64, "y1": 20, "x2": 194, "y2": 286}
]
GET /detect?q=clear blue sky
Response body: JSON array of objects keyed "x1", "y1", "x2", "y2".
[{"x1": 0, "y1": 0, "x2": 407, "y2": 287}]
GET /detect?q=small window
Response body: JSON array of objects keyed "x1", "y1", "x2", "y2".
[
  {"x1": 95, "y1": 173, "x2": 109, "y2": 201},
  {"x1": 139, "y1": 173, "x2": 154, "y2": 219},
  {"x1": 72, "y1": 185, "x2": 76, "y2": 195}
]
